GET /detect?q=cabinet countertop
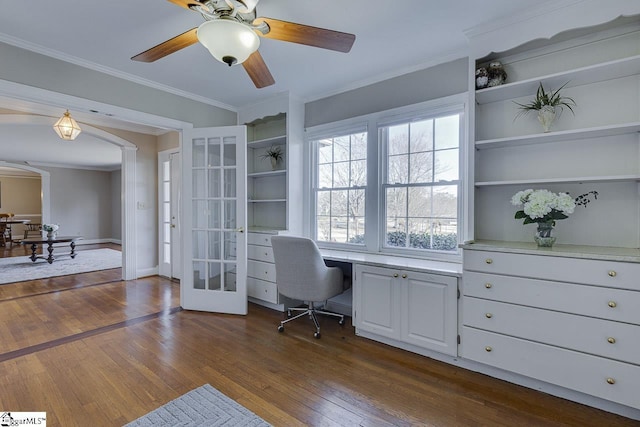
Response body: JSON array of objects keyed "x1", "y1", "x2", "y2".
[{"x1": 460, "y1": 240, "x2": 640, "y2": 263}]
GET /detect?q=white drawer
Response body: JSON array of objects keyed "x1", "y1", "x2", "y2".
[
  {"x1": 462, "y1": 327, "x2": 640, "y2": 410},
  {"x1": 248, "y1": 244, "x2": 274, "y2": 263},
  {"x1": 464, "y1": 271, "x2": 640, "y2": 325},
  {"x1": 248, "y1": 232, "x2": 273, "y2": 247},
  {"x1": 463, "y1": 297, "x2": 640, "y2": 364},
  {"x1": 464, "y1": 250, "x2": 640, "y2": 290},
  {"x1": 247, "y1": 277, "x2": 278, "y2": 304},
  {"x1": 248, "y1": 260, "x2": 276, "y2": 283}
]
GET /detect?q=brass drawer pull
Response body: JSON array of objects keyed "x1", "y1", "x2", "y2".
[
  {"x1": 606, "y1": 378, "x2": 616, "y2": 385},
  {"x1": 608, "y1": 301, "x2": 617, "y2": 308},
  {"x1": 607, "y1": 337, "x2": 616, "y2": 344},
  {"x1": 485, "y1": 346, "x2": 492, "y2": 352},
  {"x1": 485, "y1": 283, "x2": 492, "y2": 289},
  {"x1": 485, "y1": 259, "x2": 493, "y2": 264},
  {"x1": 485, "y1": 313, "x2": 493, "y2": 319},
  {"x1": 608, "y1": 270, "x2": 617, "y2": 277}
]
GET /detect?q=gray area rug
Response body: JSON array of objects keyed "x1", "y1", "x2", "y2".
[
  {"x1": 124, "y1": 384, "x2": 271, "y2": 427},
  {"x1": 0, "y1": 248, "x2": 121, "y2": 284}
]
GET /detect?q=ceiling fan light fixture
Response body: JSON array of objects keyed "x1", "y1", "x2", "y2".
[
  {"x1": 197, "y1": 20, "x2": 260, "y2": 67},
  {"x1": 53, "y1": 110, "x2": 82, "y2": 141}
]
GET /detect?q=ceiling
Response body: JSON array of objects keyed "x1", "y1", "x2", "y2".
[
  {"x1": 0, "y1": 0, "x2": 542, "y2": 111},
  {"x1": 0, "y1": 0, "x2": 544, "y2": 170}
]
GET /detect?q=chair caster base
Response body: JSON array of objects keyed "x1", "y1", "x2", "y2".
[
  {"x1": 338, "y1": 317, "x2": 345, "y2": 326},
  {"x1": 277, "y1": 325, "x2": 284, "y2": 333},
  {"x1": 314, "y1": 331, "x2": 321, "y2": 339}
]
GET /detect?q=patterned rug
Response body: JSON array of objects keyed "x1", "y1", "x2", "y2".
[
  {"x1": 124, "y1": 384, "x2": 271, "y2": 427},
  {"x1": 0, "y1": 248, "x2": 121, "y2": 284}
]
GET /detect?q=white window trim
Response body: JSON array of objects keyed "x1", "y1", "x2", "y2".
[{"x1": 305, "y1": 93, "x2": 469, "y2": 262}]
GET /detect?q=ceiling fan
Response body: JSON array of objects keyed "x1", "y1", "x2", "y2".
[{"x1": 132, "y1": 0, "x2": 356, "y2": 88}]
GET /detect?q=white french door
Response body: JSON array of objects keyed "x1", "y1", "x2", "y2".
[
  {"x1": 158, "y1": 149, "x2": 181, "y2": 279},
  {"x1": 181, "y1": 126, "x2": 248, "y2": 314}
]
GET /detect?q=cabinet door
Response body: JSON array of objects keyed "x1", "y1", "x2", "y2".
[
  {"x1": 402, "y1": 271, "x2": 458, "y2": 356},
  {"x1": 354, "y1": 265, "x2": 401, "y2": 339}
]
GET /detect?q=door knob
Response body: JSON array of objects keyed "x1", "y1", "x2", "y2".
[{"x1": 235, "y1": 227, "x2": 244, "y2": 233}]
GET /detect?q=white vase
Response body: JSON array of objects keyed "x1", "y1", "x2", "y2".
[
  {"x1": 47, "y1": 231, "x2": 56, "y2": 239},
  {"x1": 537, "y1": 105, "x2": 556, "y2": 132},
  {"x1": 270, "y1": 157, "x2": 278, "y2": 170}
]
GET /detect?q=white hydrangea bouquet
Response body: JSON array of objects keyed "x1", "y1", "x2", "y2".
[
  {"x1": 42, "y1": 223, "x2": 60, "y2": 233},
  {"x1": 511, "y1": 189, "x2": 598, "y2": 247},
  {"x1": 511, "y1": 189, "x2": 576, "y2": 225}
]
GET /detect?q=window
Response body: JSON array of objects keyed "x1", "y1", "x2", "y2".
[
  {"x1": 381, "y1": 114, "x2": 460, "y2": 252},
  {"x1": 313, "y1": 130, "x2": 367, "y2": 244},
  {"x1": 307, "y1": 98, "x2": 464, "y2": 258}
]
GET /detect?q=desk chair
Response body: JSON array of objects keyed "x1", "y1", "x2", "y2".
[{"x1": 271, "y1": 235, "x2": 349, "y2": 339}]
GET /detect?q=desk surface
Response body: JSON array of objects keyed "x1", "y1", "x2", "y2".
[
  {"x1": 320, "y1": 249, "x2": 462, "y2": 276},
  {"x1": 3, "y1": 219, "x2": 30, "y2": 225}
]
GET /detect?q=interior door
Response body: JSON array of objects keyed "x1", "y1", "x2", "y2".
[
  {"x1": 181, "y1": 126, "x2": 248, "y2": 314},
  {"x1": 158, "y1": 150, "x2": 181, "y2": 279}
]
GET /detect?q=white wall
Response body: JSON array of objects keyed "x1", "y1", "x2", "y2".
[{"x1": 111, "y1": 169, "x2": 121, "y2": 240}]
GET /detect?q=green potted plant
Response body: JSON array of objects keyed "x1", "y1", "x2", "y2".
[
  {"x1": 260, "y1": 146, "x2": 283, "y2": 170},
  {"x1": 514, "y1": 82, "x2": 576, "y2": 132}
]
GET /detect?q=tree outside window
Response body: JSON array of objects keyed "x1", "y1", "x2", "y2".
[
  {"x1": 315, "y1": 131, "x2": 367, "y2": 244},
  {"x1": 382, "y1": 114, "x2": 460, "y2": 251}
]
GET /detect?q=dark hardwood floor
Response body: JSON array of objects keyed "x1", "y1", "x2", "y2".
[{"x1": 0, "y1": 244, "x2": 637, "y2": 426}]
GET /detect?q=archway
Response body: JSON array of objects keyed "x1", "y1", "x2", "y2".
[{"x1": 0, "y1": 114, "x2": 137, "y2": 279}]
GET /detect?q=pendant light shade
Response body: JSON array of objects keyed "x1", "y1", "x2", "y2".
[
  {"x1": 197, "y1": 20, "x2": 260, "y2": 67},
  {"x1": 53, "y1": 110, "x2": 82, "y2": 141}
]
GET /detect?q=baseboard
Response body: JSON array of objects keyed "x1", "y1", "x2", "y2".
[
  {"x1": 75, "y1": 238, "x2": 118, "y2": 246},
  {"x1": 137, "y1": 266, "x2": 158, "y2": 278}
]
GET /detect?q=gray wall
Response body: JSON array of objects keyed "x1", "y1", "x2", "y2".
[
  {"x1": 110, "y1": 170, "x2": 122, "y2": 240},
  {"x1": 0, "y1": 42, "x2": 237, "y2": 127},
  {"x1": 41, "y1": 166, "x2": 114, "y2": 240},
  {"x1": 304, "y1": 57, "x2": 468, "y2": 128}
]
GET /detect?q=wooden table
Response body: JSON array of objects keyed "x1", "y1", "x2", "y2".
[{"x1": 21, "y1": 236, "x2": 83, "y2": 264}]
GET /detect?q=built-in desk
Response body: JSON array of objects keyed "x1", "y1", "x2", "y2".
[
  {"x1": 320, "y1": 248, "x2": 462, "y2": 357},
  {"x1": 320, "y1": 248, "x2": 462, "y2": 277}
]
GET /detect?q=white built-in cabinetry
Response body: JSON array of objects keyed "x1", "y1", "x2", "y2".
[
  {"x1": 239, "y1": 94, "x2": 304, "y2": 309},
  {"x1": 471, "y1": 18, "x2": 640, "y2": 247},
  {"x1": 353, "y1": 264, "x2": 458, "y2": 356},
  {"x1": 461, "y1": 245, "x2": 640, "y2": 411}
]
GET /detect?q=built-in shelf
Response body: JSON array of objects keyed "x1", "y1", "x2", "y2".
[
  {"x1": 475, "y1": 54, "x2": 640, "y2": 104},
  {"x1": 247, "y1": 135, "x2": 286, "y2": 149},
  {"x1": 248, "y1": 199, "x2": 287, "y2": 203},
  {"x1": 248, "y1": 170, "x2": 286, "y2": 178},
  {"x1": 475, "y1": 174, "x2": 640, "y2": 187},
  {"x1": 475, "y1": 122, "x2": 640, "y2": 150}
]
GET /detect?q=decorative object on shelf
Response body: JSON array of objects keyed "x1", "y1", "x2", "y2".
[
  {"x1": 511, "y1": 189, "x2": 598, "y2": 247},
  {"x1": 475, "y1": 67, "x2": 489, "y2": 89},
  {"x1": 260, "y1": 145, "x2": 283, "y2": 170},
  {"x1": 487, "y1": 61, "x2": 507, "y2": 87},
  {"x1": 514, "y1": 82, "x2": 576, "y2": 132},
  {"x1": 42, "y1": 223, "x2": 59, "y2": 239}
]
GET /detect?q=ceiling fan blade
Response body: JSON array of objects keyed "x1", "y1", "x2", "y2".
[
  {"x1": 131, "y1": 28, "x2": 198, "y2": 62},
  {"x1": 242, "y1": 51, "x2": 275, "y2": 88},
  {"x1": 166, "y1": 0, "x2": 202, "y2": 9},
  {"x1": 254, "y1": 17, "x2": 355, "y2": 53}
]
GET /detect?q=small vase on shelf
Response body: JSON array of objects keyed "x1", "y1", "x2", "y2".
[
  {"x1": 534, "y1": 221, "x2": 556, "y2": 247},
  {"x1": 537, "y1": 105, "x2": 556, "y2": 132},
  {"x1": 46, "y1": 231, "x2": 56, "y2": 239}
]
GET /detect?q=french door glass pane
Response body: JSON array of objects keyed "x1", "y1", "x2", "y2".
[
  {"x1": 193, "y1": 261, "x2": 206, "y2": 289},
  {"x1": 224, "y1": 231, "x2": 237, "y2": 260},
  {"x1": 193, "y1": 231, "x2": 206, "y2": 259},
  {"x1": 224, "y1": 138, "x2": 236, "y2": 165},
  {"x1": 224, "y1": 169, "x2": 236, "y2": 197},
  {"x1": 224, "y1": 200, "x2": 236, "y2": 229},
  {"x1": 208, "y1": 262, "x2": 221, "y2": 291},
  {"x1": 208, "y1": 169, "x2": 221, "y2": 198},
  {"x1": 208, "y1": 231, "x2": 221, "y2": 260},
  {"x1": 207, "y1": 138, "x2": 221, "y2": 166},
  {"x1": 193, "y1": 138, "x2": 205, "y2": 167},
  {"x1": 193, "y1": 170, "x2": 206, "y2": 198},
  {"x1": 209, "y1": 200, "x2": 221, "y2": 228},
  {"x1": 224, "y1": 264, "x2": 237, "y2": 291}
]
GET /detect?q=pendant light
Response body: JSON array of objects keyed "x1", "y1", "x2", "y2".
[
  {"x1": 53, "y1": 110, "x2": 82, "y2": 141},
  {"x1": 197, "y1": 19, "x2": 260, "y2": 67}
]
